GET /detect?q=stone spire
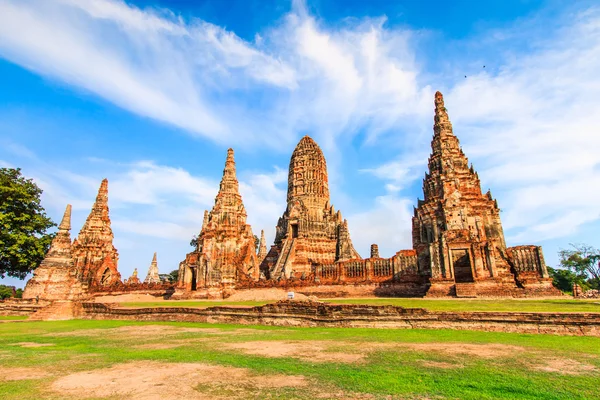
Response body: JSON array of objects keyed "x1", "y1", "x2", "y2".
[
  {"x1": 208, "y1": 148, "x2": 247, "y2": 228},
  {"x1": 412, "y1": 91, "x2": 510, "y2": 283},
  {"x1": 422, "y1": 92, "x2": 480, "y2": 202},
  {"x1": 177, "y1": 148, "x2": 258, "y2": 289},
  {"x1": 23, "y1": 204, "x2": 84, "y2": 301},
  {"x1": 49, "y1": 204, "x2": 73, "y2": 259},
  {"x1": 76, "y1": 179, "x2": 113, "y2": 244},
  {"x1": 257, "y1": 230, "x2": 267, "y2": 261},
  {"x1": 72, "y1": 179, "x2": 121, "y2": 286},
  {"x1": 144, "y1": 252, "x2": 161, "y2": 284},
  {"x1": 201, "y1": 210, "x2": 209, "y2": 230}
]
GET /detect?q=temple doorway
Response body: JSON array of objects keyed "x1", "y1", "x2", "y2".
[
  {"x1": 452, "y1": 249, "x2": 473, "y2": 283},
  {"x1": 191, "y1": 268, "x2": 197, "y2": 291},
  {"x1": 291, "y1": 223, "x2": 299, "y2": 238}
]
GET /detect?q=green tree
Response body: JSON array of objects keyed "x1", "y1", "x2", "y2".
[
  {"x1": 547, "y1": 266, "x2": 588, "y2": 293},
  {"x1": 190, "y1": 235, "x2": 198, "y2": 249},
  {"x1": 254, "y1": 235, "x2": 259, "y2": 252},
  {"x1": 159, "y1": 269, "x2": 179, "y2": 283},
  {"x1": 0, "y1": 168, "x2": 55, "y2": 279},
  {"x1": 558, "y1": 244, "x2": 600, "y2": 290},
  {"x1": 0, "y1": 284, "x2": 15, "y2": 299}
]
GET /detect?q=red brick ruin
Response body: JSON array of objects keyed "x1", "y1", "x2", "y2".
[{"x1": 24, "y1": 92, "x2": 560, "y2": 300}]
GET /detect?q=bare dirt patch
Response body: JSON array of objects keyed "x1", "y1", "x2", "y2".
[
  {"x1": 0, "y1": 366, "x2": 51, "y2": 381},
  {"x1": 223, "y1": 341, "x2": 365, "y2": 363},
  {"x1": 50, "y1": 361, "x2": 306, "y2": 399},
  {"x1": 9, "y1": 342, "x2": 55, "y2": 348},
  {"x1": 92, "y1": 294, "x2": 164, "y2": 303},
  {"x1": 532, "y1": 358, "x2": 599, "y2": 375},
  {"x1": 226, "y1": 288, "x2": 310, "y2": 302}
]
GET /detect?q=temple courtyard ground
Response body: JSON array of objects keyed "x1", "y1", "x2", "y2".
[{"x1": 1, "y1": 316, "x2": 599, "y2": 399}]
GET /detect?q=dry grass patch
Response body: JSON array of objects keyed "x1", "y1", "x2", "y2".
[
  {"x1": 9, "y1": 341, "x2": 55, "y2": 348},
  {"x1": 390, "y1": 342, "x2": 526, "y2": 359},
  {"x1": 223, "y1": 340, "x2": 366, "y2": 363},
  {"x1": 0, "y1": 366, "x2": 51, "y2": 381},
  {"x1": 50, "y1": 361, "x2": 306, "y2": 399},
  {"x1": 532, "y1": 358, "x2": 598, "y2": 375},
  {"x1": 47, "y1": 325, "x2": 266, "y2": 339},
  {"x1": 133, "y1": 338, "x2": 209, "y2": 350},
  {"x1": 418, "y1": 360, "x2": 464, "y2": 369}
]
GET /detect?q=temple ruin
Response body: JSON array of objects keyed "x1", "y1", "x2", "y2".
[
  {"x1": 72, "y1": 179, "x2": 121, "y2": 288},
  {"x1": 176, "y1": 149, "x2": 259, "y2": 292},
  {"x1": 260, "y1": 136, "x2": 361, "y2": 279},
  {"x1": 23, "y1": 205, "x2": 84, "y2": 301},
  {"x1": 413, "y1": 92, "x2": 557, "y2": 297},
  {"x1": 23, "y1": 92, "x2": 559, "y2": 300}
]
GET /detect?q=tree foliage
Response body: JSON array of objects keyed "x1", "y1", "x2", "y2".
[
  {"x1": 0, "y1": 284, "x2": 16, "y2": 299},
  {"x1": 159, "y1": 269, "x2": 179, "y2": 283},
  {"x1": 190, "y1": 235, "x2": 198, "y2": 249},
  {"x1": 552, "y1": 244, "x2": 600, "y2": 292},
  {"x1": 0, "y1": 168, "x2": 55, "y2": 279}
]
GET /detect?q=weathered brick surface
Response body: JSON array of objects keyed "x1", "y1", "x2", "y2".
[
  {"x1": 23, "y1": 205, "x2": 84, "y2": 301},
  {"x1": 176, "y1": 149, "x2": 258, "y2": 291},
  {"x1": 72, "y1": 179, "x2": 121, "y2": 287},
  {"x1": 260, "y1": 136, "x2": 361, "y2": 280}
]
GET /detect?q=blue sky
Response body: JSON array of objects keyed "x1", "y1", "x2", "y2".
[{"x1": 1, "y1": 0, "x2": 599, "y2": 287}]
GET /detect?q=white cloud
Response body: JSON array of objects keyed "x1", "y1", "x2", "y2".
[
  {"x1": 0, "y1": 0, "x2": 427, "y2": 150},
  {"x1": 347, "y1": 195, "x2": 414, "y2": 258}
]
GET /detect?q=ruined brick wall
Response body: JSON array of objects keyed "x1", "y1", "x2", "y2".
[{"x1": 79, "y1": 301, "x2": 600, "y2": 337}]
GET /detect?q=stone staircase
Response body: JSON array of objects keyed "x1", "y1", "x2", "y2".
[
  {"x1": 454, "y1": 283, "x2": 478, "y2": 298},
  {"x1": 29, "y1": 301, "x2": 82, "y2": 321},
  {"x1": 272, "y1": 238, "x2": 296, "y2": 279}
]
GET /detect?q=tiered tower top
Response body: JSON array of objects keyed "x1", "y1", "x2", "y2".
[
  {"x1": 287, "y1": 135, "x2": 330, "y2": 211},
  {"x1": 205, "y1": 148, "x2": 248, "y2": 231},
  {"x1": 75, "y1": 179, "x2": 115, "y2": 244},
  {"x1": 422, "y1": 92, "x2": 483, "y2": 202}
]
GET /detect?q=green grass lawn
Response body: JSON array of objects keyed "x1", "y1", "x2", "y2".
[
  {"x1": 119, "y1": 298, "x2": 600, "y2": 313},
  {"x1": 0, "y1": 315, "x2": 28, "y2": 320},
  {"x1": 0, "y1": 319, "x2": 598, "y2": 399}
]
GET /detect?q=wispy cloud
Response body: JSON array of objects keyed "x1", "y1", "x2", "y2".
[{"x1": 0, "y1": 0, "x2": 428, "y2": 150}]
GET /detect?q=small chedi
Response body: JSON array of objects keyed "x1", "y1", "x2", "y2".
[
  {"x1": 177, "y1": 149, "x2": 259, "y2": 291},
  {"x1": 72, "y1": 179, "x2": 121, "y2": 287},
  {"x1": 23, "y1": 205, "x2": 84, "y2": 301},
  {"x1": 144, "y1": 252, "x2": 161, "y2": 284},
  {"x1": 260, "y1": 136, "x2": 361, "y2": 279}
]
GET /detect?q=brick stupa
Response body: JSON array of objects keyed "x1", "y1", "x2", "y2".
[
  {"x1": 261, "y1": 136, "x2": 361, "y2": 279},
  {"x1": 23, "y1": 205, "x2": 84, "y2": 301},
  {"x1": 177, "y1": 149, "x2": 259, "y2": 290},
  {"x1": 72, "y1": 179, "x2": 121, "y2": 287}
]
